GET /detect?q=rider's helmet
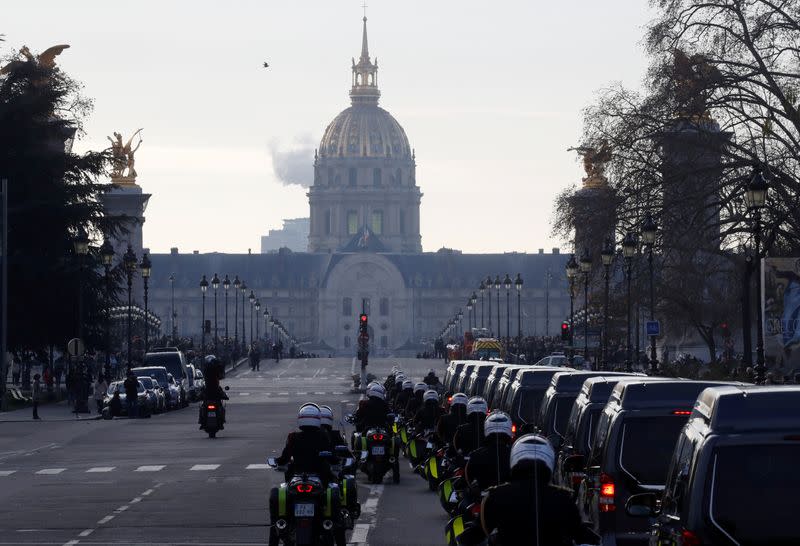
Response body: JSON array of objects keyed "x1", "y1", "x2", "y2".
[
  {"x1": 509, "y1": 433, "x2": 555, "y2": 481},
  {"x1": 449, "y1": 393, "x2": 468, "y2": 408},
  {"x1": 402, "y1": 379, "x2": 413, "y2": 390},
  {"x1": 297, "y1": 403, "x2": 321, "y2": 429},
  {"x1": 413, "y1": 382, "x2": 427, "y2": 394},
  {"x1": 366, "y1": 383, "x2": 386, "y2": 400},
  {"x1": 466, "y1": 396, "x2": 488, "y2": 415},
  {"x1": 395, "y1": 373, "x2": 406, "y2": 384},
  {"x1": 483, "y1": 410, "x2": 513, "y2": 439},
  {"x1": 423, "y1": 390, "x2": 439, "y2": 403},
  {"x1": 319, "y1": 405, "x2": 334, "y2": 428},
  {"x1": 204, "y1": 354, "x2": 219, "y2": 366}
]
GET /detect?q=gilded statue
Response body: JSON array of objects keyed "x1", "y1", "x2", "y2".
[
  {"x1": 569, "y1": 141, "x2": 612, "y2": 189},
  {"x1": 672, "y1": 49, "x2": 721, "y2": 121},
  {"x1": 0, "y1": 44, "x2": 70, "y2": 75},
  {"x1": 107, "y1": 129, "x2": 143, "y2": 181}
]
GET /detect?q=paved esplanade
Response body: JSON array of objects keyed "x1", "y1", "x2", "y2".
[{"x1": 0, "y1": 358, "x2": 445, "y2": 546}]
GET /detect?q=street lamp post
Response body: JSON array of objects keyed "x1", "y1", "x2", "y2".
[
  {"x1": 745, "y1": 167, "x2": 769, "y2": 384},
  {"x1": 470, "y1": 292, "x2": 478, "y2": 332},
  {"x1": 486, "y1": 276, "x2": 493, "y2": 335},
  {"x1": 642, "y1": 213, "x2": 658, "y2": 373},
  {"x1": 565, "y1": 255, "x2": 579, "y2": 364},
  {"x1": 263, "y1": 308, "x2": 269, "y2": 342},
  {"x1": 240, "y1": 282, "x2": 247, "y2": 348},
  {"x1": 233, "y1": 276, "x2": 241, "y2": 345},
  {"x1": 255, "y1": 299, "x2": 261, "y2": 341},
  {"x1": 140, "y1": 253, "x2": 151, "y2": 354},
  {"x1": 479, "y1": 281, "x2": 485, "y2": 329},
  {"x1": 211, "y1": 273, "x2": 220, "y2": 355},
  {"x1": 100, "y1": 240, "x2": 114, "y2": 379},
  {"x1": 494, "y1": 275, "x2": 501, "y2": 341},
  {"x1": 579, "y1": 250, "x2": 592, "y2": 368},
  {"x1": 503, "y1": 274, "x2": 512, "y2": 349},
  {"x1": 249, "y1": 290, "x2": 255, "y2": 347},
  {"x1": 123, "y1": 245, "x2": 138, "y2": 372},
  {"x1": 168, "y1": 274, "x2": 176, "y2": 341},
  {"x1": 466, "y1": 299, "x2": 473, "y2": 331},
  {"x1": 601, "y1": 238, "x2": 615, "y2": 371},
  {"x1": 73, "y1": 227, "x2": 89, "y2": 341},
  {"x1": 515, "y1": 273, "x2": 523, "y2": 340},
  {"x1": 200, "y1": 275, "x2": 208, "y2": 358},
  {"x1": 622, "y1": 232, "x2": 637, "y2": 372},
  {"x1": 223, "y1": 275, "x2": 230, "y2": 356}
]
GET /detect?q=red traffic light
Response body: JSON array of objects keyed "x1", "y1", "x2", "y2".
[
  {"x1": 561, "y1": 322, "x2": 569, "y2": 331},
  {"x1": 360, "y1": 314, "x2": 368, "y2": 323}
]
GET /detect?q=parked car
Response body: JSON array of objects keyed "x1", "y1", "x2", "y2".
[
  {"x1": 103, "y1": 380, "x2": 150, "y2": 417},
  {"x1": 185, "y1": 364, "x2": 199, "y2": 401},
  {"x1": 193, "y1": 368, "x2": 206, "y2": 398},
  {"x1": 131, "y1": 366, "x2": 182, "y2": 409},
  {"x1": 142, "y1": 349, "x2": 190, "y2": 407},
  {"x1": 137, "y1": 375, "x2": 165, "y2": 414},
  {"x1": 626, "y1": 384, "x2": 800, "y2": 546},
  {"x1": 578, "y1": 379, "x2": 745, "y2": 546}
]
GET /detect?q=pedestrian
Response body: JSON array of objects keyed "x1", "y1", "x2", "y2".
[
  {"x1": 32, "y1": 373, "x2": 41, "y2": 420},
  {"x1": 123, "y1": 372, "x2": 139, "y2": 418},
  {"x1": 93, "y1": 374, "x2": 108, "y2": 414},
  {"x1": 11, "y1": 355, "x2": 20, "y2": 386}
]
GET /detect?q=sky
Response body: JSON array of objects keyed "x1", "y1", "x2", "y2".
[{"x1": 3, "y1": 1, "x2": 655, "y2": 254}]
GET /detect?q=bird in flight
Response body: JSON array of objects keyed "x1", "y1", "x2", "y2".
[{"x1": 263, "y1": 61, "x2": 269, "y2": 68}]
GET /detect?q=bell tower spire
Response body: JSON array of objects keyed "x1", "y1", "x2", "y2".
[{"x1": 350, "y1": 16, "x2": 380, "y2": 106}]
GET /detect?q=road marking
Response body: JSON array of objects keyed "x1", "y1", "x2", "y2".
[
  {"x1": 86, "y1": 466, "x2": 115, "y2": 473},
  {"x1": 36, "y1": 468, "x2": 65, "y2": 475},
  {"x1": 63, "y1": 540, "x2": 80, "y2": 546},
  {"x1": 314, "y1": 391, "x2": 326, "y2": 395},
  {"x1": 349, "y1": 524, "x2": 370, "y2": 543},
  {"x1": 246, "y1": 464, "x2": 269, "y2": 470},
  {"x1": 190, "y1": 464, "x2": 220, "y2": 471},
  {"x1": 278, "y1": 392, "x2": 289, "y2": 396},
  {"x1": 78, "y1": 529, "x2": 93, "y2": 537},
  {"x1": 141, "y1": 488, "x2": 154, "y2": 496},
  {"x1": 0, "y1": 471, "x2": 16, "y2": 476},
  {"x1": 296, "y1": 392, "x2": 308, "y2": 395},
  {"x1": 97, "y1": 515, "x2": 114, "y2": 524},
  {"x1": 332, "y1": 392, "x2": 344, "y2": 395},
  {"x1": 135, "y1": 465, "x2": 164, "y2": 472},
  {"x1": 114, "y1": 505, "x2": 129, "y2": 513},
  {"x1": 239, "y1": 392, "x2": 251, "y2": 396},
  {"x1": 130, "y1": 497, "x2": 142, "y2": 503}
]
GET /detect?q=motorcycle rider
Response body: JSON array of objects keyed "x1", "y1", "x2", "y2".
[
  {"x1": 393, "y1": 379, "x2": 414, "y2": 414},
  {"x1": 353, "y1": 383, "x2": 391, "y2": 433},
  {"x1": 320, "y1": 404, "x2": 348, "y2": 450},
  {"x1": 423, "y1": 368, "x2": 441, "y2": 388},
  {"x1": 465, "y1": 411, "x2": 513, "y2": 490},
  {"x1": 404, "y1": 382, "x2": 428, "y2": 418},
  {"x1": 199, "y1": 355, "x2": 228, "y2": 430},
  {"x1": 436, "y1": 392, "x2": 468, "y2": 445},
  {"x1": 480, "y1": 434, "x2": 600, "y2": 546},
  {"x1": 412, "y1": 389, "x2": 442, "y2": 430},
  {"x1": 453, "y1": 397, "x2": 488, "y2": 457}
]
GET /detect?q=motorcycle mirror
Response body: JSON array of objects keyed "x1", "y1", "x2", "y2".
[{"x1": 224, "y1": 385, "x2": 230, "y2": 391}]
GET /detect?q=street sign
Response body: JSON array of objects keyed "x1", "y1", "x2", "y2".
[
  {"x1": 646, "y1": 320, "x2": 661, "y2": 337},
  {"x1": 67, "y1": 337, "x2": 85, "y2": 357}
]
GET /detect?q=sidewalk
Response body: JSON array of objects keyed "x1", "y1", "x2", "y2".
[{"x1": 0, "y1": 396, "x2": 101, "y2": 423}]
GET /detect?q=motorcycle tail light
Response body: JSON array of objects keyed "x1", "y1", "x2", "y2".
[
  {"x1": 296, "y1": 483, "x2": 314, "y2": 493},
  {"x1": 680, "y1": 529, "x2": 701, "y2": 546},
  {"x1": 469, "y1": 503, "x2": 481, "y2": 517},
  {"x1": 371, "y1": 434, "x2": 384, "y2": 441},
  {"x1": 207, "y1": 404, "x2": 217, "y2": 410}
]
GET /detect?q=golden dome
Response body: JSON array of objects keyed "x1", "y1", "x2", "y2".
[{"x1": 319, "y1": 105, "x2": 411, "y2": 159}]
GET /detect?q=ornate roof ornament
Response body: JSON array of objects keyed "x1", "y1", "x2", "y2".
[{"x1": 569, "y1": 141, "x2": 612, "y2": 189}]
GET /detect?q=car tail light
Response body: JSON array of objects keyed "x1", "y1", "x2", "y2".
[
  {"x1": 511, "y1": 424, "x2": 517, "y2": 435},
  {"x1": 672, "y1": 410, "x2": 692, "y2": 416},
  {"x1": 296, "y1": 483, "x2": 314, "y2": 493},
  {"x1": 680, "y1": 529, "x2": 701, "y2": 546},
  {"x1": 599, "y1": 473, "x2": 615, "y2": 512},
  {"x1": 371, "y1": 434, "x2": 384, "y2": 441},
  {"x1": 207, "y1": 404, "x2": 217, "y2": 410}
]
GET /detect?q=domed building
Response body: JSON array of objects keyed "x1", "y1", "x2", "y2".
[{"x1": 308, "y1": 17, "x2": 422, "y2": 253}]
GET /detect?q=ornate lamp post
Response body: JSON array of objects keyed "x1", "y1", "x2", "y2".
[
  {"x1": 254, "y1": 299, "x2": 261, "y2": 341},
  {"x1": 486, "y1": 276, "x2": 494, "y2": 335},
  {"x1": 466, "y1": 298, "x2": 473, "y2": 331},
  {"x1": 641, "y1": 213, "x2": 658, "y2": 373},
  {"x1": 223, "y1": 275, "x2": 230, "y2": 354},
  {"x1": 240, "y1": 281, "x2": 248, "y2": 348},
  {"x1": 579, "y1": 249, "x2": 592, "y2": 367},
  {"x1": 479, "y1": 281, "x2": 486, "y2": 328},
  {"x1": 503, "y1": 274, "x2": 512, "y2": 348},
  {"x1": 263, "y1": 308, "x2": 269, "y2": 341},
  {"x1": 211, "y1": 273, "x2": 220, "y2": 355},
  {"x1": 73, "y1": 227, "x2": 90, "y2": 341},
  {"x1": 168, "y1": 274, "x2": 176, "y2": 341},
  {"x1": 100, "y1": 239, "x2": 114, "y2": 379},
  {"x1": 494, "y1": 275, "x2": 501, "y2": 340},
  {"x1": 123, "y1": 245, "x2": 138, "y2": 371},
  {"x1": 233, "y1": 276, "x2": 241, "y2": 345},
  {"x1": 140, "y1": 253, "x2": 152, "y2": 354},
  {"x1": 515, "y1": 273, "x2": 523, "y2": 340},
  {"x1": 745, "y1": 167, "x2": 769, "y2": 384},
  {"x1": 199, "y1": 275, "x2": 208, "y2": 358},
  {"x1": 249, "y1": 290, "x2": 256, "y2": 347},
  {"x1": 565, "y1": 255, "x2": 579, "y2": 363},
  {"x1": 470, "y1": 292, "x2": 478, "y2": 331},
  {"x1": 600, "y1": 238, "x2": 615, "y2": 370},
  {"x1": 622, "y1": 232, "x2": 638, "y2": 372}
]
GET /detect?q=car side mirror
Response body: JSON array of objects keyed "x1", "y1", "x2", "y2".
[
  {"x1": 625, "y1": 492, "x2": 659, "y2": 517},
  {"x1": 562, "y1": 454, "x2": 586, "y2": 473}
]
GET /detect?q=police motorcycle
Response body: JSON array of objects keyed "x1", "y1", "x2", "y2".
[
  {"x1": 328, "y1": 444, "x2": 361, "y2": 526},
  {"x1": 352, "y1": 422, "x2": 400, "y2": 484},
  {"x1": 267, "y1": 457, "x2": 341, "y2": 546},
  {"x1": 200, "y1": 386, "x2": 228, "y2": 438}
]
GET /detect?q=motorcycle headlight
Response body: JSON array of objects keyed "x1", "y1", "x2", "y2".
[
  {"x1": 322, "y1": 519, "x2": 333, "y2": 530},
  {"x1": 275, "y1": 519, "x2": 287, "y2": 530}
]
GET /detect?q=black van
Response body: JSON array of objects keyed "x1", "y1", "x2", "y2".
[
  {"x1": 482, "y1": 364, "x2": 511, "y2": 408},
  {"x1": 537, "y1": 371, "x2": 641, "y2": 452},
  {"x1": 502, "y1": 367, "x2": 572, "y2": 434},
  {"x1": 444, "y1": 361, "x2": 467, "y2": 393},
  {"x1": 492, "y1": 366, "x2": 531, "y2": 412},
  {"x1": 454, "y1": 363, "x2": 478, "y2": 394},
  {"x1": 627, "y1": 385, "x2": 800, "y2": 546},
  {"x1": 579, "y1": 379, "x2": 744, "y2": 546},
  {"x1": 464, "y1": 363, "x2": 495, "y2": 397}
]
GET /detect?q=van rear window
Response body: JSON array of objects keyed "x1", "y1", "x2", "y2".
[
  {"x1": 619, "y1": 417, "x2": 686, "y2": 484},
  {"x1": 710, "y1": 444, "x2": 800, "y2": 545},
  {"x1": 513, "y1": 389, "x2": 546, "y2": 424}
]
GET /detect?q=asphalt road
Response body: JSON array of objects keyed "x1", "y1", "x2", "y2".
[{"x1": 0, "y1": 357, "x2": 448, "y2": 546}]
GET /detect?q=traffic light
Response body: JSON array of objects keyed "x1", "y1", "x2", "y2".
[
  {"x1": 721, "y1": 322, "x2": 730, "y2": 337},
  {"x1": 561, "y1": 321, "x2": 570, "y2": 342},
  {"x1": 358, "y1": 314, "x2": 369, "y2": 367},
  {"x1": 359, "y1": 313, "x2": 369, "y2": 336}
]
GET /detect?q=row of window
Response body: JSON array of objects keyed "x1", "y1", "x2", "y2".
[
  {"x1": 324, "y1": 210, "x2": 408, "y2": 236},
  {"x1": 327, "y1": 167, "x2": 403, "y2": 187},
  {"x1": 342, "y1": 297, "x2": 389, "y2": 316}
]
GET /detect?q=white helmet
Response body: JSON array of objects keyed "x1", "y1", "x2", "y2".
[
  {"x1": 484, "y1": 410, "x2": 513, "y2": 438},
  {"x1": 366, "y1": 383, "x2": 386, "y2": 400},
  {"x1": 510, "y1": 434, "x2": 555, "y2": 473},
  {"x1": 396, "y1": 373, "x2": 406, "y2": 383},
  {"x1": 466, "y1": 396, "x2": 488, "y2": 415},
  {"x1": 423, "y1": 390, "x2": 439, "y2": 402},
  {"x1": 319, "y1": 405, "x2": 334, "y2": 427},
  {"x1": 450, "y1": 393, "x2": 468, "y2": 407},
  {"x1": 413, "y1": 382, "x2": 427, "y2": 394},
  {"x1": 297, "y1": 403, "x2": 321, "y2": 428},
  {"x1": 402, "y1": 379, "x2": 413, "y2": 389}
]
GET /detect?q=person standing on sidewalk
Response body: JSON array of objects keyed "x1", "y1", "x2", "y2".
[
  {"x1": 32, "y1": 373, "x2": 41, "y2": 420},
  {"x1": 11, "y1": 356, "x2": 21, "y2": 386},
  {"x1": 93, "y1": 375, "x2": 108, "y2": 414},
  {"x1": 123, "y1": 372, "x2": 139, "y2": 418}
]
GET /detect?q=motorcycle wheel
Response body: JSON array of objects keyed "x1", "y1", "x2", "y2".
[
  {"x1": 392, "y1": 461, "x2": 400, "y2": 484},
  {"x1": 370, "y1": 469, "x2": 382, "y2": 484},
  {"x1": 207, "y1": 430, "x2": 217, "y2": 438}
]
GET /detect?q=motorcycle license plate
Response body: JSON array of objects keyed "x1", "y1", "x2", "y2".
[
  {"x1": 207, "y1": 412, "x2": 216, "y2": 417},
  {"x1": 371, "y1": 446, "x2": 385, "y2": 456},
  {"x1": 294, "y1": 503, "x2": 315, "y2": 517}
]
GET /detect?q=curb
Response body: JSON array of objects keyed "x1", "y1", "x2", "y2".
[
  {"x1": 226, "y1": 357, "x2": 248, "y2": 375},
  {"x1": 0, "y1": 415, "x2": 103, "y2": 423}
]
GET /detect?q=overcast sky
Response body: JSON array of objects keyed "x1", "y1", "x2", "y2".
[{"x1": 3, "y1": 1, "x2": 654, "y2": 254}]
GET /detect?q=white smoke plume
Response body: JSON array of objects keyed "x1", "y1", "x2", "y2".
[{"x1": 269, "y1": 135, "x2": 315, "y2": 187}]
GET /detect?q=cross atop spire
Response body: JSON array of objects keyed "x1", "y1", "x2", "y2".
[{"x1": 351, "y1": 15, "x2": 380, "y2": 106}]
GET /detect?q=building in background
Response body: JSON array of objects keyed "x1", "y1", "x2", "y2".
[{"x1": 261, "y1": 218, "x2": 309, "y2": 253}]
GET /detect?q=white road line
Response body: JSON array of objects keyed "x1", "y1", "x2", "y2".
[
  {"x1": 332, "y1": 392, "x2": 344, "y2": 395},
  {"x1": 190, "y1": 464, "x2": 220, "y2": 471},
  {"x1": 86, "y1": 466, "x2": 115, "y2": 473},
  {"x1": 246, "y1": 464, "x2": 269, "y2": 470},
  {"x1": 63, "y1": 540, "x2": 80, "y2": 546},
  {"x1": 349, "y1": 524, "x2": 370, "y2": 543},
  {"x1": 0, "y1": 470, "x2": 16, "y2": 476},
  {"x1": 239, "y1": 392, "x2": 251, "y2": 396},
  {"x1": 78, "y1": 529, "x2": 93, "y2": 537},
  {"x1": 130, "y1": 497, "x2": 142, "y2": 504},
  {"x1": 278, "y1": 392, "x2": 289, "y2": 396},
  {"x1": 135, "y1": 465, "x2": 165, "y2": 472},
  {"x1": 296, "y1": 392, "x2": 308, "y2": 395},
  {"x1": 97, "y1": 515, "x2": 114, "y2": 524},
  {"x1": 36, "y1": 468, "x2": 65, "y2": 475},
  {"x1": 141, "y1": 488, "x2": 154, "y2": 496},
  {"x1": 314, "y1": 391, "x2": 326, "y2": 395},
  {"x1": 114, "y1": 505, "x2": 129, "y2": 513}
]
